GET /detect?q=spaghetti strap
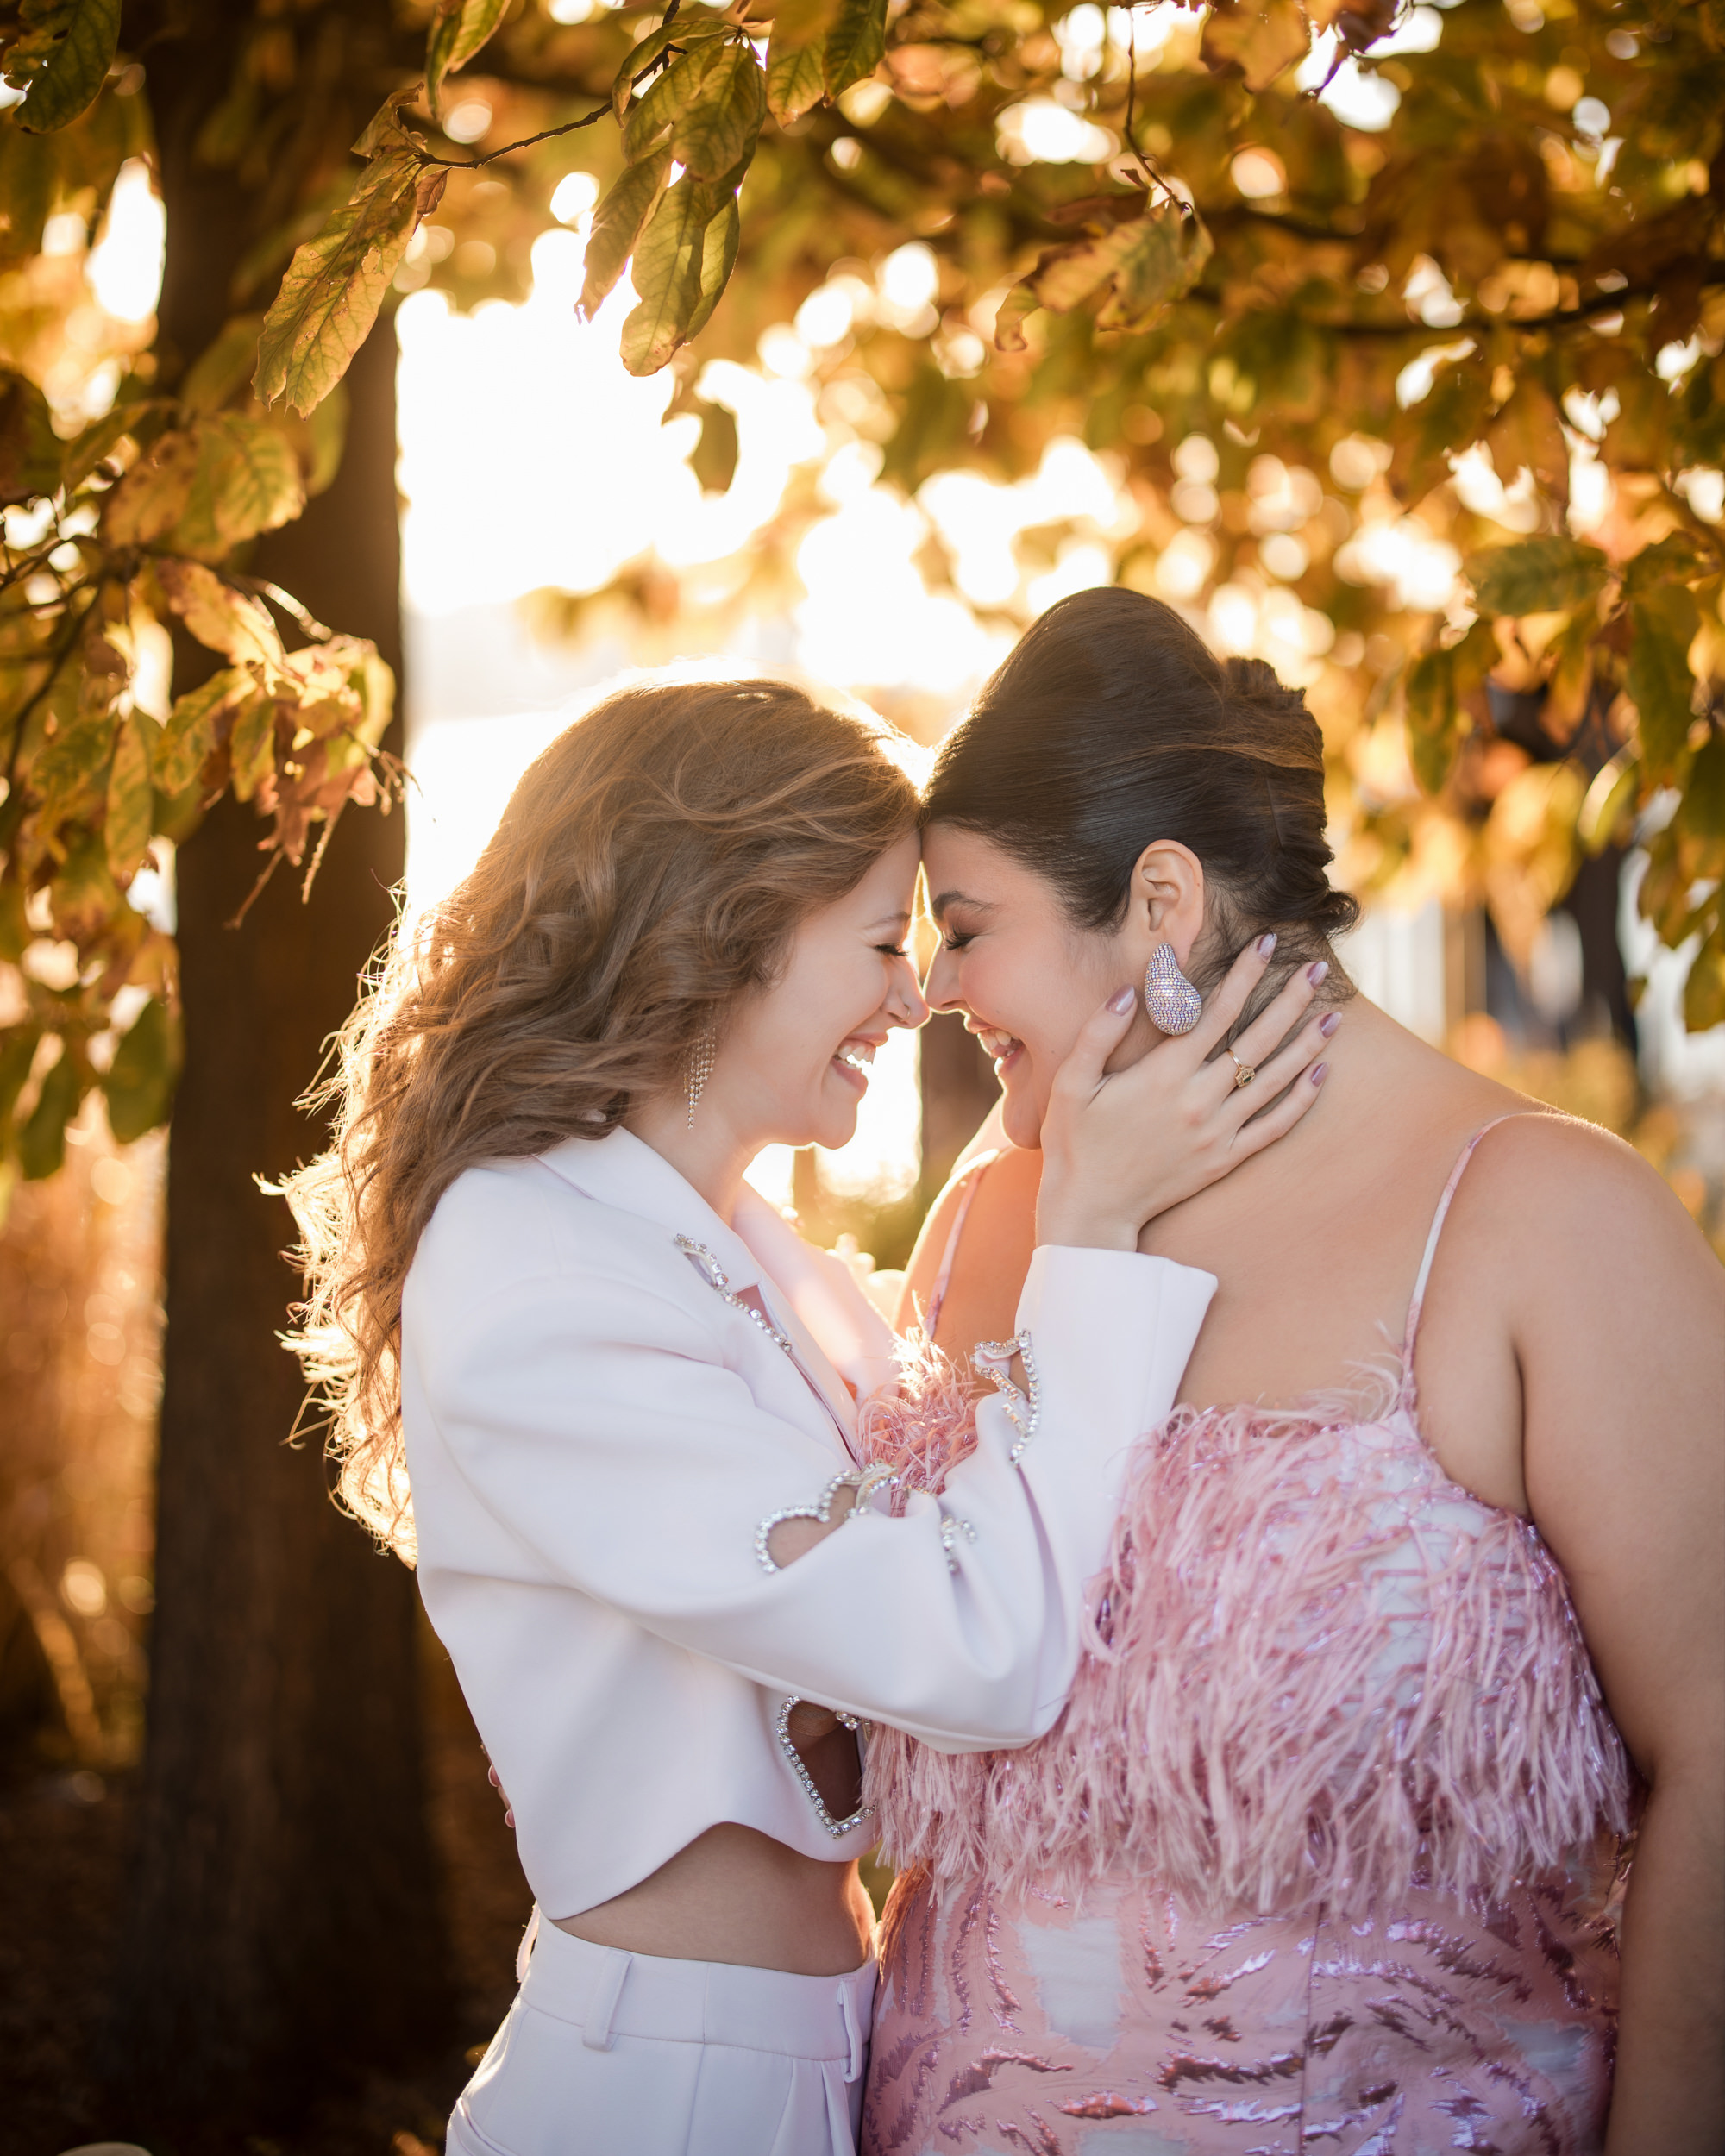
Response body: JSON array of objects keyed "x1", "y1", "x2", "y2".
[
  {"x1": 1401, "y1": 1115, "x2": 1523, "y2": 1363},
  {"x1": 923, "y1": 1150, "x2": 999, "y2": 1337}
]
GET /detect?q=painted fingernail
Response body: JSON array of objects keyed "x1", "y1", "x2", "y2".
[
  {"x1": 1310, "y1": 1062, "x2": 1328, "y2": 1085},
  {"x1": 1257, "y1": 932, "x2": 1277, "y2": 958},
  {"x1": 1320, "y1": 1012, "x2": 1340, "y2": 1037},
  {"x1": 1307, "y1": 960, "x2": 1328, "y2": 986},
  {"x1": 1107, "y1": 985, "x2": 1137, "y2": 1013}
]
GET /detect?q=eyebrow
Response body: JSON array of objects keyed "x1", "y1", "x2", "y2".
[
  {"x1": 929, "y1": 889, "x2": 994, "y2": 921},
  {"x1": 866, "y1": 909, "x2": 913, "y2": 930}
]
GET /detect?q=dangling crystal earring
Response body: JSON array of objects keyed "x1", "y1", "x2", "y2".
[
  {"x1": 685, "y1": 1029, "x2": 715, "y2": 1128},
  {"x1": 1144, "y1": 942, "x2": 1202, "y2": 1034}
]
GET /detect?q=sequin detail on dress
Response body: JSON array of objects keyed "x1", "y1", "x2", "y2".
[{"x1": 856, "y1": 1122, "x2": 1634, "y2": 2154}]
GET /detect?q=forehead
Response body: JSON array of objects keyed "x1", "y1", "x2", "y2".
[{"x1": 920, "y1": 824, "x2": 1029, "y2": 912}]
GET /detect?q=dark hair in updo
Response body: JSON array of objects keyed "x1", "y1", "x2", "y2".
[{"x1": 924, "y1": 587, "x2": 1359, "y2": 994}]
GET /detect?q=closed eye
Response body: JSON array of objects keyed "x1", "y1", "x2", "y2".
[
  {"x1": 940, "y1": 931, "x2": 975, "y2": 952},
  {"x1": 876, "y1": 941, "x2": 909, "y2": 957}
]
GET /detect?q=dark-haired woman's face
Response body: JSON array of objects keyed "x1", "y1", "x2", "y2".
[{"x1": 921, "y1": 824, "x2": 1132, "y2": 1150}]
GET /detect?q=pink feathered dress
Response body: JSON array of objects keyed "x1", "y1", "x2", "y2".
[{"x1": 860, "y1": 1125, "x2": 1634, "y2": 2155}]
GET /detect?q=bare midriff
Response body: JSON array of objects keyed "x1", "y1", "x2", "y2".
[{"x1": 554, "y1": 1821, "x2": 876, "y2": 1977}]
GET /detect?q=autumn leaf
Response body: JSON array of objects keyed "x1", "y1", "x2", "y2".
[
  {"x1": 3, "y1": 0, "x2": 120, "y2": 135},
  {"x1": 580, "y1": 147, "x2": 674, "y2": 319},
  {"x1": 677, "y1": 43, "x2": 767, "y2": 181},
  {"x1": 16, "y1": 1039, "x2": 82, "y2": 1179},
  {"x1": 766, "y1": 36, "x2": 828, "y2": 125},
  {"x1": 621, "y1": 174, "x2": 722, "y2": 375},
  {"x1": 823, "y1": 0, "x2": 888, "y2": 97},
  {"x1": 254, "y1": 150, "x2": 448, "y2": 417},
  {"x1": 1684, "y1": 928, "x2": 1725, "y2": 1033},
  {"x1": 426, "y1": 0, "x2": 510, "y2": 122},
  {"x1": 101, "y1": 428, "x2": 201, "y2": 548},
  {"x1": 1467, "y1": 536, "x2": 1609, "y2": 620},
  {"x1": 998, "y1": 200, "x2": 1211, "y2": 349},
  {"x1": 624, "y1": 38, "x2": 736, "y2": 163},
  {"x1": 227, "y1": 690, "x2": 278, "y2": 804},
  {"x1": 613, "y1": 12, "x2": 731, "y2": 122},
  {"x1": 0, "y1": 370, "x2": 60, "y2": 502},
  {"x1": 60, "y1": 398, "x2": 173, "y2": 494},
  {"x1": 104, "y1": 710, "x2": 154, "y2": 881},
  {"x1": 103, "y1": 994, "x2": 180, "y2": 1144},
  {"x1": 181, "y1": 315, "x2": 267, "y2": 414},
  {"x1": 774, "y1": 0, "x2": 842, "y2": 40},
  {"x1": 1201, "y1": 0, "x2": 1312, "y2": 91},
  {"x1": 154, "y1": 561, "x2": 285, "y2": 667},
  {"x1": 685, "y1": 192, "x2": 740, "y2": 339},
  {"x1": 1627, "y1": 586, "x2": 1700, "y2": 778},
  {"x1": 1403, "y1": 619, "x2": 1494, "y2": 794},
  {"x1": 154, "y1": 667, "x2": 252, "y2": 797},
  {"x1": 173, "y1": 415, "x2": 307, "y2": 558}
]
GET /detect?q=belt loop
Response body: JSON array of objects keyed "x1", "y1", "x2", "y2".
[
  {"x1": 839, "y1": 1977, "x2": 865, "y2": 2084},
  {"x1": 581, "y1": 1947, "x2": 632, "y2": 2052},
  {"x1": 514, "y1": 1906, "x2": 541, "y2": 1987}
]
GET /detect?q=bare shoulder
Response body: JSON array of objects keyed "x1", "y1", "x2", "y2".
[{"x1": 1465, "y1": 1107, "x2": 1720, "y2": 1303}]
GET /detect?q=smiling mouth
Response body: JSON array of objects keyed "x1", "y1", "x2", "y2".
[
  {"x1": 974, "y1": 1027, "x2": 1023, "y2": 1072},
  {"x1": 833, "y1": 1041, "x2": 876, "y2": 1090}
]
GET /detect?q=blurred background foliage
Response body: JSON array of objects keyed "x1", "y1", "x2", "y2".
[{"x1": 0, "y1": 1, "x2": 1719, "y2": 2137}]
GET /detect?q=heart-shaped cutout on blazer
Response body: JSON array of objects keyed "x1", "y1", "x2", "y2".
[
  {"x1": 753, "y1": 1463, "x2": 896, "y2": 1574},
  {"x1": 775, "y1": 1695, "x2": 871, "y2": 1839}
]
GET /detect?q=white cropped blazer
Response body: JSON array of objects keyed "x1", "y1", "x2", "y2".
[{"x1": 400, "y1": 1127, "x2": 1216, "y2": 1921}]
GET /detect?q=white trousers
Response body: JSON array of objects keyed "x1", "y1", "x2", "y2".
[{"x1": 447, "y1": 1913, "x2": 878, "y2": 2156}]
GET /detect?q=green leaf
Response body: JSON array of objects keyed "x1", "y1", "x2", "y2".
[
  {"x1": 766, "y1": 35, "x2": 827, "y2": 124},
  {"x1": 1683, "y1": 929, "x2": 1725, "y2": 1034},
  {"x1": 1403, "y1": 619, "x2": 1494, "y2": 794},
  {"x1": 228, "y1": 689, "x2": 278, "y2": 804},
  {"x1": 684, "y1": 191, "x2": 739, "y2": 339},
  {"x1": 1201, "y1": 0, "x2": 1310, "y2": 89},
  {"x1": 0, "y1": 1021, "x2": 41, "y2": 1127},
  {"x1": 17, "y1": 1042, "x2": 82, "y2": 1181},
  {"x1": 1678, "y1": 731, "x2": 1725, "y2": 843},
  {"x1": 254, "y1": 151, "x2": 448, "y2": 417},
  {"x1": 60, "y1": 397, "x2": 172, "y2": 493},
  {"x1": 619, "y1": 174, "x2": 714, "y2": 376},
  {"x1": 172, "y1": 414, "x2": 307, "y2": 556},
  {"x1": 30, "y1": 708, "x2": 116, "y2": 824},
  {"x1": 613, "y1": 12, "x2": 731, "y2": 121},
  {"x1": 427, "y1": 0, "x2": 510, "y2": 119},
  {"x1": 676, "y1": 42, "x2": 766, "y2": 181},
  {"x1": 181, "y1": 314, "x2": 267, "y2": 413},
  {"x1": 689, "y1": 396, "x2": 739, "y2": 493},
  {"x1": 103, "y1": 994, "x2": 180, "y2": 1144},
  {"x1": 1005, "y1": 202, "x2": 1211, "y2": 347},
  {"x1": 104, "y1": 709, "x2": 154, "y2": 881},
  {"x1": 1467, "y1": 536, "x2": 1609, "y2": 619},
  {"x1": 1628, "y1": 586, "x2": 1699, "y2": 777},
  {"x1": 5, "y1": 0, "x2": 120, "y2": 135},
  {"x1": 154, "y1": 667, "x2": 250, "y2": 796},
  {"x1": 580, "y1": 147, "x2": 674, "y2": 319},
  {"x1": 1622, "y1": 530, "x2": 1714, "y2": 596},
  {"x1": 0, "y1": 370, "x2": 60, "y2": 503},
  {"x1": 822, "y1": 0, "x2": 888, "y2": 97},
  {"x1": 623, "y1": 36, "x2": 734, "y2": 164}
]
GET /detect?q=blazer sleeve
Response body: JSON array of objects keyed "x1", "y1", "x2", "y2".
[{"x1": 410, "y1": 1242, "x2": 1214, "y2": 1752}]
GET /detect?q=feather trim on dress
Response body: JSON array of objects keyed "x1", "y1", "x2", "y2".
[{"x1": 859, "y1": 1334, "x2": 1634, "y2": 1922}]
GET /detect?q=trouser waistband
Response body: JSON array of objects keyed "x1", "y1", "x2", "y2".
[{"x1": 518, "y1": 1912, "x2": 876, "y2": 2076}]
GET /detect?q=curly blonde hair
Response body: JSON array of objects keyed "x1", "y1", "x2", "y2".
[{"x1": 283, "y1": 677, "x2": 920, "y2": 1554}]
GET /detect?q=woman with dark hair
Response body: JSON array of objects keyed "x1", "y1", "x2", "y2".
[
  {"x1": 862, "y1": 590, "x2": 1722, "y2": 2154},
  {"x1": 283, "y1": 674, "x2": 1333, "y2": 2156}
]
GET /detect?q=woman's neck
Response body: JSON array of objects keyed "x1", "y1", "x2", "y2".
[{"x1": 624, "y1": 1092, "x2": 756, "y2": 1225}]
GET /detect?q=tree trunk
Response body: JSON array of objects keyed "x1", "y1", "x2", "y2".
[{"x1": 102, "y1": 7, "x2": 448, "y2": 2127}]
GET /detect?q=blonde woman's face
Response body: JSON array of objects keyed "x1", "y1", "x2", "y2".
[{"x1": 713, "y1": 833, "x2": 928, "y2": 1151}]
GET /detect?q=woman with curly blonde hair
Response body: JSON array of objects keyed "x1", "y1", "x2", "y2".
[{"x1": 284, "y1": 673, "x2": 1333, "y2": 2156}]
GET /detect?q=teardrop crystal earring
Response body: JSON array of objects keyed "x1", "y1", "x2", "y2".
[
  {"x1": 1144, "y1": 942, "x2": 1202, "y2": 1035},
  {"x1": 685, "y1": 1029, "x2": 716, "y2": 1128}
]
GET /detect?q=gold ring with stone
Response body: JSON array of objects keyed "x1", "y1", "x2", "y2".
[{"x1": 1228, "y1": 1050, "x2": 1256, "y2": 1088}]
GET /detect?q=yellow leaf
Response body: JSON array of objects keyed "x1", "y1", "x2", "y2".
[
  {"x1": 154, "y1": 667, "x2": 251, "y2": 796},
  {"x1": 5, "y1": 0, "x2": 119, "y2": 134},
  {"x1": 823, "y1": 0, "x2": 887, "y2": 97},
  {"x1": 172, "y1": 415, "x2": 307, "y2": 558},
  {"x1": 154, "y1": 561, "x2": 285, "y2": 668},
  {"x1": 675, "y1": 42, "x2": 766, "y2": 181},
  {"x1": 1201, "y1": 0, "x2": 1311, "y2": 90},
  {"x1": 766, "y1": 35, "x2": 827, "y2": 124},
  {"x1": 427, "y1": 0, "x2": 510, "y2": 120},
  {"x1": 254, "y1": 152, "x2": 448, "y2": 417},
  {"x1": 228, "y1": 690, "x2": 278, "y2": 804},
  {"x1": 101, "y1": 429, "x2": 200, "y2": 548},
  {"x1": 104, "y1": 709, "x2": 154, "y2": 882},
  {"x1": 580, "y1": 148, "x2": 674, "y2": 319},
  {"x1": 620, "y1": 177, "x2": 714, "y2": 376}
]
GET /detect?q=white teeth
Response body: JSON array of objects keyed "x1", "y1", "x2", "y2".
[
  {"x1": 837, "y1": 1047, "x2": 874, "y2": 1074},
  {"x1": 978, "y1": 1030, "x2": 1020, "y2": 1060}
]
